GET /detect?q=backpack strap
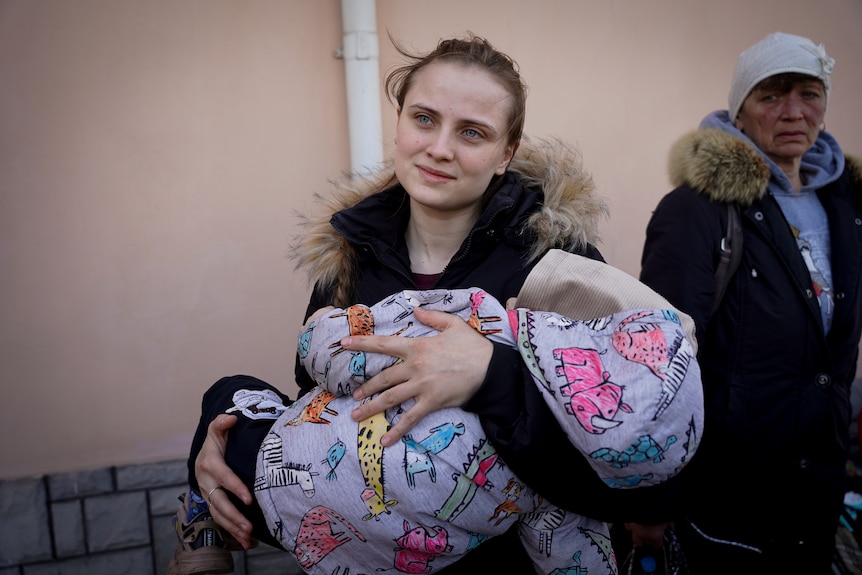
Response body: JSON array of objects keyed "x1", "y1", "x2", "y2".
[{"x1": 711, "y1": 203, "x2": 743, "y2": 317}]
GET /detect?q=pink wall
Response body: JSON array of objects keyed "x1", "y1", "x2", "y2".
[{"x1": 2, "y1": 0, "x2": 860, "y2": 478}]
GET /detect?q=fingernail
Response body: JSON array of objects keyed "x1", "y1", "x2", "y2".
[{"x1": 351, "y1": 408, "x2": 362, "y2": 420}]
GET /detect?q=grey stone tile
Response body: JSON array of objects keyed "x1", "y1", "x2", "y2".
[
  {"x1": 84, "y1": 492, "x2": 150, "y2": 552},
  {"x1": 116, "y1": 461, "x2": 186, "y2": 491},
  {"x1": 1, "y1": 457, "x2": 298, "y2": 574},
  {"x1": 150, "y1": 515, "x2": 176, "y2": 575},
  {"x1": 231, "y1": 550, "x2": 247, "y2": 575},
  {"x1": 246, "y1": 542, "x2": 283, "y2": 558},
  {"x1": 21, "y1": 547, "x2": 153, "y2": 575},
  {"x1": 47, "y1": 468, "x2": 112, "y2": 500},
  {"x1": 51, "y1": 500, "x2": 85, "y2": 558},
  {"x1": 149, "y1": 486, "x2": 184, "y2": 517},
  {"x1": 246, "y1": 551, "x2": 304, "y2": 575},
  {"x1": 0, "y1": 477, "x2": 52, "y2": 564}
]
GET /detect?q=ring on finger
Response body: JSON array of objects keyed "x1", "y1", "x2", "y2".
[{"x1": 207, "y1": 485, "x2": 223, "y2": 499}]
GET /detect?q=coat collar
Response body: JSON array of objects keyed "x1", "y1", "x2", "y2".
[
  {"x1": 289, "y1": 136, "x2": 608, "y2": 306},
  {"x1": 668, "y1": 128, "x2": 862, "y2": 206}
]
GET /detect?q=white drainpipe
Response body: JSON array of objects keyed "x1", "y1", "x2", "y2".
[{"x1": 339, "y1": 0, "x2": 383, "y2": 174}]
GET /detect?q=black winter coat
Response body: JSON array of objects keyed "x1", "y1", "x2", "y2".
[
  {"x1": 640, "y1": 128, "x2": 862, "y2": 551},
  {"x1": 290, "y1": 137, "x2": 619, "y2": 572}
]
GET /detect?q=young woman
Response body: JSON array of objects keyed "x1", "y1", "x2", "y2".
[{"x1": 173, "y1": 34, "x2": 631, "y2": 574}]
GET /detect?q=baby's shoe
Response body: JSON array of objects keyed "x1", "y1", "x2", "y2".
[{"x1": 167, "y1": 489, "x2": 240, "y2": 575}]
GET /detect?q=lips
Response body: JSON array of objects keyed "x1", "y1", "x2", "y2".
[{"x1": 418, "y1": 165, "x2": 455, "y2": 182}]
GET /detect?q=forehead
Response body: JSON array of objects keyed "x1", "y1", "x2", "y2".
[
  {"x1": 752, "y1": 73, "x2": 825, "y2": 93},
  {"x1": 404, "y1": 61, "x2": 513, "y2": 117}
]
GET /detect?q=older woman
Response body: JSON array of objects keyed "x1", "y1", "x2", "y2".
[{"x1": 633, "y1": 32, "x2": 862, "y2": 573}]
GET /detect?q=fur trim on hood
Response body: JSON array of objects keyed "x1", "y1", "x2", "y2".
[
  {"x1": 668, "y1": 128, "x2": 862, "y2": 206},
  {"x1": 289, "y1": 136, "x2": 608, "y2": 297},
  {"x1": 668, "y1": 129, "x2": 771, "y2": 206}
]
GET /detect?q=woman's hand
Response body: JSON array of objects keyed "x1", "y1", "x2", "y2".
[
  {"x1": 342, "y1": 306, "x2": 493, "y2": 447},
  {"x1": 195, "y1": 413, "x2": 255, "y2": 549}
]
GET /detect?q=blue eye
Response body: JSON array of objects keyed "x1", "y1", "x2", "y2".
[
  {"x1": 416, "y1": 114, "x2": 432, "y2": 125},
  {"x1": 463, "y1": 128, "x2": 480, "y2": 139}
]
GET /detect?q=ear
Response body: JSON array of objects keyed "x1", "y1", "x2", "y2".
[
  {"x1": 394, "y1": 108, "x2": 402, "y2": 146},
  {"x1": 495, "y1": 142, "x2": 517, "y2": 176},
  {"x1": 734, "y1": 118, "x2": 744, "y2": 132}
]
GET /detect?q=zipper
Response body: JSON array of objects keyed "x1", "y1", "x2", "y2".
[
  {"x1": 333, "y1": 226, "x2": 416, "y2": 287},
  {"x1": 333, "y1": 199, "x2": 515, "y2": 291},
  {"x1": 431, "y1": 203, "x2": 511, "y2": 289}
]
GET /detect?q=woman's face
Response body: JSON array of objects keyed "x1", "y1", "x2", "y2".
[
  {"x1": 734, "y1": 77, "x2": 826, "y2": 167},
  {"x1": 394, "y1": 61, "x2": 515, "y2": 216}
]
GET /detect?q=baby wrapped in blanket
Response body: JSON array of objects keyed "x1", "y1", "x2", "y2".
[{"x1": 252, "y1": 254, "x2": 703, "y2": 574}]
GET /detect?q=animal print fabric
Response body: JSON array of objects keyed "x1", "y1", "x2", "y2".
[{"x1": 248, "y1": 288, "x2": 702, "y2": 574}]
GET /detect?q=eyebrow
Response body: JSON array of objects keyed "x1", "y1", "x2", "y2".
[{"x1": 407, "y1": 102, "x2": 501, "y2": 139}]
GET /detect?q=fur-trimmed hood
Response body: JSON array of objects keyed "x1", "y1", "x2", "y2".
[
  {"x1": 668, "y1": 127, "x2": 862, "y2": 206},
  {"x1": 290, "y1": 136, "x2": 608, "y2": 303}
]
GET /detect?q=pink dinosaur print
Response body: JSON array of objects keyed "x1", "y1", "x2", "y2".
[
  {"x1": 393, "y1": 520, "x2": 453, "y2": 574},
  {"x1": 554, "y1": 347, "x2": 633, "y2": 434},
  {"x1": 611, "y1": 310, "x2": 692, "y2": 419},
  {"x1": 611, "y1": 311, "x2": 669, "y2": 378},
  {"x1": 292, "y1": 505, "x2": 366, "y2": 569}
]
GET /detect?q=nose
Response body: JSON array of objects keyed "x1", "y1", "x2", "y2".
[
  {"x1": 780, "y1": 94, "x2": 805, "y2": 119},
  {"x1": 426, "y1": 130, "x2": 455, "y2": 161}
]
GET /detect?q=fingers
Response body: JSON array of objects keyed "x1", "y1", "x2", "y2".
[
  {"x1": 411, "y1": 306, "x2": 455, "y2": 325},
  {"x1": 351, "y1": 359, "x2": 409, "y2": 402},
  {"x1": 195, "y1": 414, "x2": 255, "y2": 547},
  {"x1": 349, "y1": 384, "x2": 431, "y2": 447},
  {"x1": 340, "y1": 308, "x2": 457, "y2": 358},
  {"x1": 204, "y1": 482, "x2": 254, "y2": 549},
  {"x1": 340, "y1": 306, "x2": 492, "y2": 449},
  {"x1": 379, "y1": 400, "x2": 428, "y2": 447},
  {"x1": 199, "y1": 415, "x2": 252, "y2": 505},
  {"x1": 209, "y1": 412, "x2": 238, "y2": 437},
  {"x1": 344, "y1": 309, "x2": 465, "y2": 401}
]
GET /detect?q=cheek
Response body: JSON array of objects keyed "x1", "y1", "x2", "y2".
[
  {"x1": 477, "y1": 147, "x2": 511, "y2": 174},
  {"x1": 751, "y1": 114, "x2": 779, "y2": 135},
  {"x1": 806, "y1": 106, "x2": 826, "y2": 126},
  {"x1": 470, "y1": 155, "x2": 503, "y2": 177},
  {"x1": 394, "y1": 130, "x2": 422, "y2": 154}
]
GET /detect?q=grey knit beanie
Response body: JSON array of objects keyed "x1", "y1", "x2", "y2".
[{"x1": 728, "y1": 32, "x2": 834, "y2": 120}]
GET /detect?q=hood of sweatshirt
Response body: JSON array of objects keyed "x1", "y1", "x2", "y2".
[{"x1": 668, "y1": 110, "x2": 860, "y2": 205}]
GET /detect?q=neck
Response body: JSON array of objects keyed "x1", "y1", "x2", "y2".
[
  {"x1": 776, "y1": 157, "x2": 803, "y2": 193},
  {"x1": 405, "y1": 202, "x2": 480, "y2": 274}
]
